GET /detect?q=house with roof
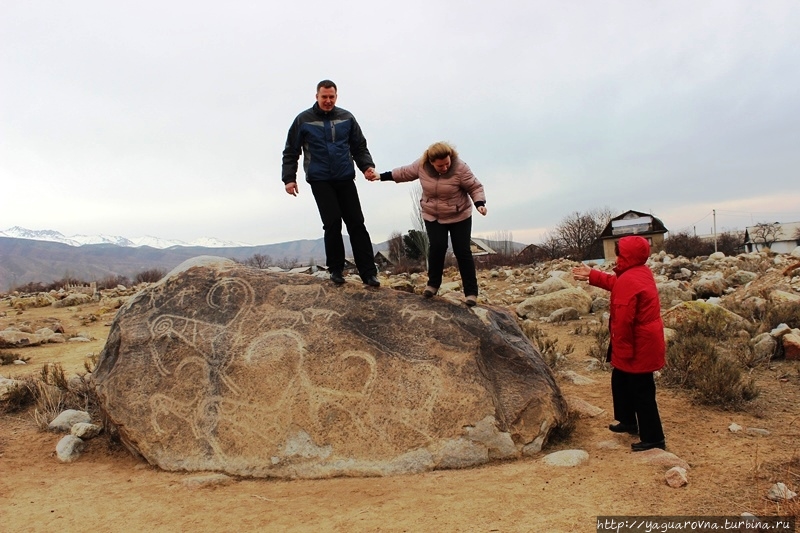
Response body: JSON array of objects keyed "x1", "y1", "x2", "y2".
[
  {"x1": 743, "y1": 221, "x2": 800, "y2": 253},
  {"x1": 374, "y1": 250, "x2": 393, "y2": 268},
  {"x1": 598, "y1": 210, "x2": 668, "y2": 262},
  {"x1": 469, "y1": 238, "x2": 496, "y2": 256},
  {"x1": 516, "y1": 243, "x2": 545, "y2": 264}
]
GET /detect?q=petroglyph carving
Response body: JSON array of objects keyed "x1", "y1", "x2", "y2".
[{"x1": 400, "y1": 304, "x2": 452, "y2": 324}]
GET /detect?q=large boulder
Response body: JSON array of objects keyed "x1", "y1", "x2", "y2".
[
  {"x1": 662, "y1": 301, "x2": 750, "y2": 331},
  {"x1": 515, "y1": 288, "x2": 592, "y2": 319},
  {"x1": 691, "y1": 273, "x2": 728, "y2": 298},
  {"x1": 94, "y1": 257, "x2": 568, "y2": 479},
  {"x1": 656, "y1": 280, "x2": 695, "y2": 307}
]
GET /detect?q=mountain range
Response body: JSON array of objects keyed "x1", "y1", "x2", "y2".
[
  {"x1": 0, "y1": 227, "x2": 525, "y2": 292},
  {"x1": 0, "y1": 227, "x2": 353, "y2": 291},
  {"x1": 0, "y1": 226, "x2": 248, "y2": 249}
]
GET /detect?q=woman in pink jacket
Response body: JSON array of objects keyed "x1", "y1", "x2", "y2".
[
  {"x1": 375, "y1": 142, "x2": 487, "y2": 306},
  {"x1": 572, "y1": 235, "x2": 666, "y2": 451}
]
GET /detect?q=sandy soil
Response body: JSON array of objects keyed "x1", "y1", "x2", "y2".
[{"x1": 1, "y1": 296, "x2": 799, "y2": 533}]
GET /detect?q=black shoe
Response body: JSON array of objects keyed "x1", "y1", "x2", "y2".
[
  {"x1": 330, "y1": 271, "x2": 345, "y2": 285},
  {"x1": 423, "y1": 286, "x2": 437, "y2": 298},
  {"x1": 363, "y1": 275, "x2": 380, "y2": 287},
  {"x1": 631, "y1": 440, "x2": 665, "y2": 452},
  {"x1": 609, "y1": 423, "x2": 638, "y2": 435}
]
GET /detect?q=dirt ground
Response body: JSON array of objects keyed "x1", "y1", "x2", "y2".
[{"x1": 1, "y1": 296, "x2": 799, "y2": 533}]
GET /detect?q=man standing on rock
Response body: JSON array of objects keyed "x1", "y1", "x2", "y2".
[{"x1": 281, "y1": 79, "x2": 380, "y2": 287}]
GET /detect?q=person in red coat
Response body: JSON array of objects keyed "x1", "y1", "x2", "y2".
[{"x1": 572, "y1": 235, "x2": 666, "y2": 451}]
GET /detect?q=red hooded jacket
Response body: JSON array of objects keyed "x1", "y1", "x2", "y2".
[{"x1": 588, "y1": 236, "x2": 665, "y2": 373}]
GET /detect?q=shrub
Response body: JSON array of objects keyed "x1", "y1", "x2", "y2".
[
  {"x1": 134, "y1": 268, "x2": 167, "y2": 284},
  {"x1": 389, "y1": 258, "x2": 426, "y2": 275},
  {"x1": 11, "y1": 281, "x2": 47, "y2": 294},
  {"x1": 97, "y1": 274, "x2": 131, "y2": 290},
  {"x1": 661, "y1": 323, "x2": 759, "y2": 408},
  {"x1": 546, "y1": 409, "x2": 578, "y2": 446},
  {"x1": 522, "y1": 322, "x2": 574, "y2": 369},
  {"x1": 693, "y1": 356, "x2": 759, "y2": 407},
  {"x1": 587, "y1": 326, "x2": 610, "y2": 369},
  {"x1": 1, "y1": 352, "x2": 30, "y2": 365}
]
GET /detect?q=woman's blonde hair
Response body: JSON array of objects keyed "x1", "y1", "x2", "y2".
[{"x1": 422, "y1": 141, "x2": 458, "y2": 164}]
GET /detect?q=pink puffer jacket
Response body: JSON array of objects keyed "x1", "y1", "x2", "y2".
[{"x1": 389, "y1": 157, "x2": 486, "y2": 225}]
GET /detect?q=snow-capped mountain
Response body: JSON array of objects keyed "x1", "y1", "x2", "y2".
[{"x1": 0, "y1": 226, "x2": 249, "y2": 249}]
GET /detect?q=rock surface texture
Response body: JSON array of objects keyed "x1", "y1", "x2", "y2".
[{"x1": 93, "y1": 257, "x2": 567, "y2": 479}]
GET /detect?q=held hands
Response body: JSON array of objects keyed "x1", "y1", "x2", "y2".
[
  {"x1": 571, "y1": 264, "x2": 591, "y2": 282},
  {"x1": 285, "y1": 182, "x2": 299, "y2": 196},
  {"x1": 364, "y1": 167, "x2": 378, "y2": 181}
]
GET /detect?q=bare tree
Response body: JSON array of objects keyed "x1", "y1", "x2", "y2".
[
  {"x1": 538, "y1": 230, "x2": 567, "y2": 260},
  {"x1": 552, "y1": 207, "x2": 614, "y2": 260},
  {"x1": 242, "y1": 253, "x2": 273, "y2": 269},
  {"x1": 750, "y1": 222, "x2": 781, "y2": 251},
  {"x1": 488, "y1": 230, "x2": 515, "y2": 256},
  {"x1": 387, "y1": 231, "x2": 405, "y2": 262},
  {"x1": 275, "y1": 256, "x2": 299, "y2": 269},
  {"x1": 409, "y1": 184, "x2": 429, "y2": 265}
]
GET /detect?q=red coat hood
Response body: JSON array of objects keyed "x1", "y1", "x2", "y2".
[{"x1": 613, "y1": 236, "x2": 650, "y2": 275}]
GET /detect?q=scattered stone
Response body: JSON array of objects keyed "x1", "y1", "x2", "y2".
[
  {"x1": 745, "y1": 427, "x2": 771, "y2": 437},
  {"x1": 71, "y1": 422, "x2": 103, "y2": 439},
  {"x1": 782, "y1": 333, "x2": 800, "y2": 360},
  {"x1": 56, "y1": 435, "x2": 86, "y2": 462},
  {"x1": 547, "y1": 307, "x2": 580, "y2": 323},
  {"x1": 728, "y1": 423, "x2": 742, "y2": 433},
  {"x1": 766, "y1": 482, "x2": 797, "y2": 502},
  {"x1": 565, "y1": 396, "x2": 605, "y2": 418},
  {"x1": 541, "y1": 449, "x2": 589, "y2": 467},
  {"x1": 665, "y1": 466, "x2": 688, "y2": 488},
  {"x1": 0, "y1": 329, "x2": 46, "y2": 348},
  {"x1": 535, "y1": 277, "x2": 572, "y2": 295},
  {"x1": 637, "y1": 448, "x2": 690, "y2": 470},
  {"x1": 558, "y1": 371, "x2": 596, "y2": 385},
  {"x1": 770, "y1": 323, "x2": 792, "y2": 338},
  {"x1": 0, "y1": 376, "x2": 26, "y2": 400},
  {"x1": 48, "y1": 409, "x2": 92, "y2": 432},
  {"x1": 770, "y1": 290, "x2": 800, "y2": 304}
]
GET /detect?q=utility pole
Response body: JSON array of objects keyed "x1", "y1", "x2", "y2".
[{"x1": 713, "y1": 209, "x2": 717, "y2": 253}]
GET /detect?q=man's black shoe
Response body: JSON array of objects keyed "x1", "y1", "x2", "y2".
[
  {"x1": 609, "y1": 423, "x2": 638, "y2": 435},
  {"x1": 363, "y1": 275, "x2": 380, "y2": 287},
  {"x1": 330, "y1": 272, "x2": 346, "y2": 285},
  {"x1": 631, "y1": 440, "x2": 666, "y2": 452}
]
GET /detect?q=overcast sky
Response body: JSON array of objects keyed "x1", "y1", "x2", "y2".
[{"x1": 2, "y1": 1, "x2": 799, "y2": 246}]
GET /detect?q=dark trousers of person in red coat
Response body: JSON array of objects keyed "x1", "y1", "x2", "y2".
[{"x1": 611, "y1": 368, "x2": 665, "y2": 444}]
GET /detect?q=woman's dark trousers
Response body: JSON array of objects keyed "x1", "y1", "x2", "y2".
[{"x1": 424, "y1": 216, "x2": 478, "y2": 296}]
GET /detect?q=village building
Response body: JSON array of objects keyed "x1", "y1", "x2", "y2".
[
  {"x1": 597, "y1": 210, "x2": 669, "y2": 262},
  {"x1": 743, "y1": 221, "x2": 800, "y2": 253}
]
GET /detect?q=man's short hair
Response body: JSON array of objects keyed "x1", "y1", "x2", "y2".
[{"x1": 317, "y1": 79, "x2": 337, "y2": 92}]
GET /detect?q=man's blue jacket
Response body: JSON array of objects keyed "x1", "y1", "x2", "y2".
[{"x1": 282, "y1": 103, "x2": 374, "y2": 184}]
